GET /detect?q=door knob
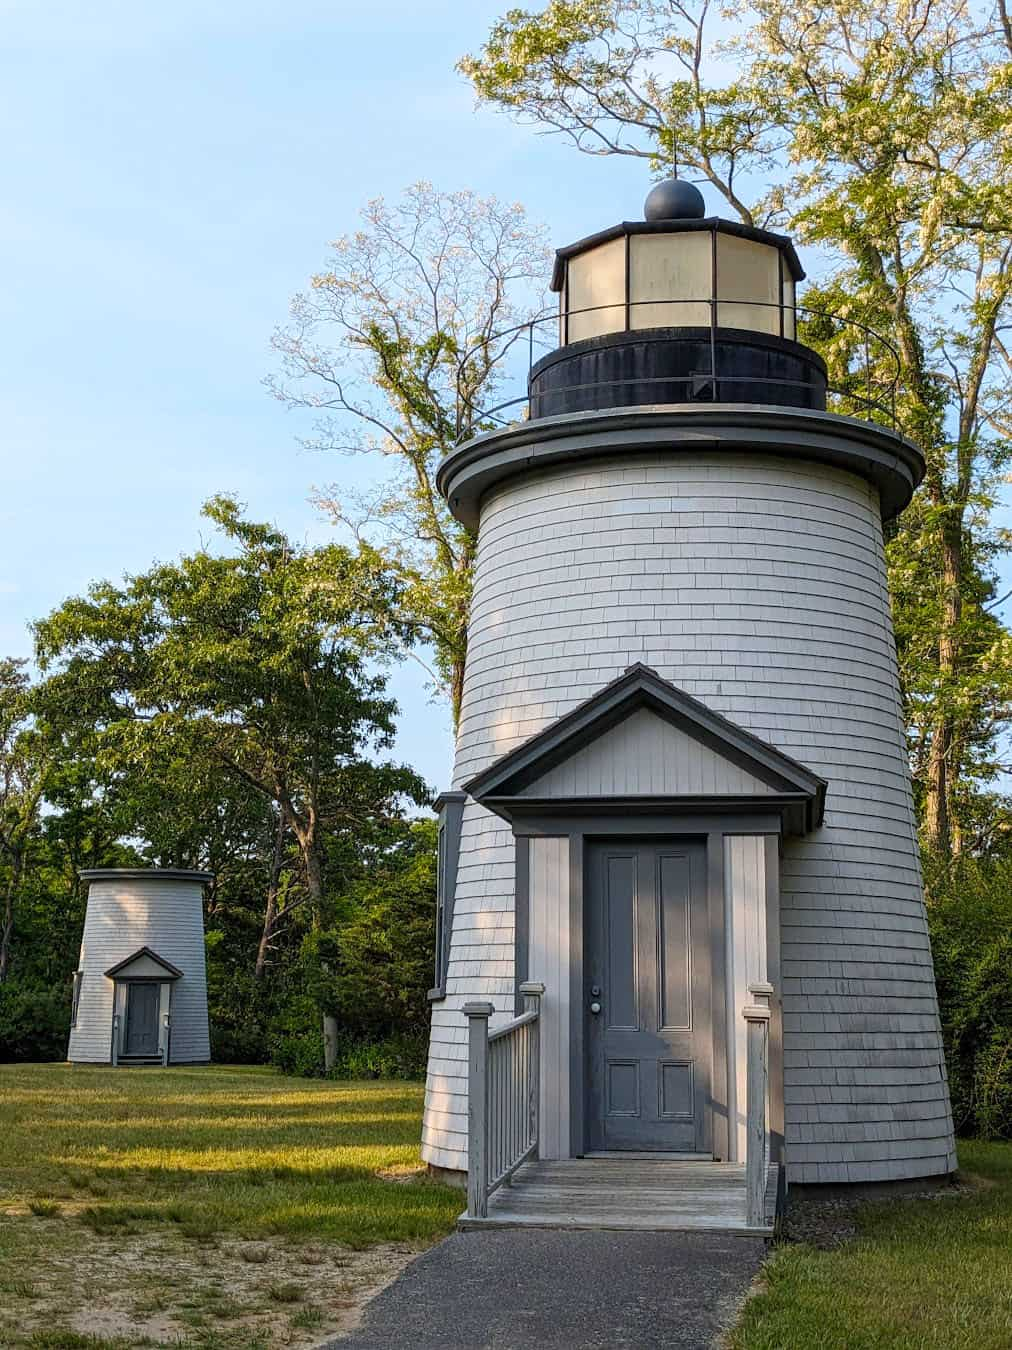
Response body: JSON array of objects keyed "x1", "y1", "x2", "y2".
[{"x1": 589, "y1": 1001, "x2": 602, "y2": 1014}]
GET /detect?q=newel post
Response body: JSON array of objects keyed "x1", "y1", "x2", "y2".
[
  {"x1": 463, "y1": 1001, "x2": 494, "y2": 1219},
  {"x1": 519, "y1": 982, "x2": 545, "y2": 1155},
  {"x1": 743, "y1": 982, "x2": 773, "y2": 1228}
]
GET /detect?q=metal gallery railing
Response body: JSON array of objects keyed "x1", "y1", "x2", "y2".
[
  {"x1": 463, "y1": 982, "x2": 544, "y2": 1220},
  {"x1": 454, "y1": 298, "x2": 901, "y2": 439}
]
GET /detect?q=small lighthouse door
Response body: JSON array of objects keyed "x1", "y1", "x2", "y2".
[
  {"x1": 123, "y1": 983, "x2": 160, "y2": 1058},
  {"x1": 585, "y1": 840, "x2": 712, "y2": 1152}
]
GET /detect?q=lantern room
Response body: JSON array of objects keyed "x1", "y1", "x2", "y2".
[{"x1": 530, "y1": 178, "x2": 824, "y2": 419}]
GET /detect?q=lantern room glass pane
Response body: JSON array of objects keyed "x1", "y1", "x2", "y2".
[
  {"x1": 715, "y1": 233, "x2": 781, "y2": 335},
  {"x1": 566, "y1": 237, "x2": 627, "y2": 343},
  {"x1": 782, "y1": 274, "x2": 796, "y2": 340},
  {"x1": 629, "y1": 233, "x2": 711, "y2": 329}
]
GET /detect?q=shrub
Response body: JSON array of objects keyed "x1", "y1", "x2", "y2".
[
  {"x1": 268, "y1": 1029, "x2": 427, "y2": 1081},
  {"x1": 269, "y1": 1027, "x2": 326, "y2": 1078},
  {"x1": 327, "y1": 1030, "x2": 427, "y2": 1081},
  {"x1": 0, "y1": 979, "x2": 69, "y2": 1062},
  {"x1": 925, "y1": 852, "x2": 1012, "y2": 1139},
  {"x1": 210, "y1": 1019, "x2": 271, "y2": 1066}
]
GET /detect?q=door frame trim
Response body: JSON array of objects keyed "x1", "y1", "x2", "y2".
[
  {"x1": 513, "y1": 807, "x2": 782, "y2": 1162},
  {"x1": 111, "y1": 976, "x2": 173, "y2": 1064}
]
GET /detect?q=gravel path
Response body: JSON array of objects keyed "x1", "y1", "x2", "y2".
[{"x1": 325, "y1": 1229, "x2": 766, "y2": 1350}]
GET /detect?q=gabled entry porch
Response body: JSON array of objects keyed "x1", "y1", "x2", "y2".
[{"x1": 449, "y1": 665, "x2": 823, "y2": 1235}]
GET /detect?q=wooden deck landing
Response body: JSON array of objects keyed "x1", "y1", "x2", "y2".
[{"x1": 458, "y1": 1159, "x2": 778, "y2": 1235}]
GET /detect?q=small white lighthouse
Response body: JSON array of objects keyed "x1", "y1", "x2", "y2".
[
  {"x1": 423, "y1": 183, "x2": 955, "y2": 1192},
  {"x1": 68, "y1": 868, "x2": 211, "y2": 1066}
]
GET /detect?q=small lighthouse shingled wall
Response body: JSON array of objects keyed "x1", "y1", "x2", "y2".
[{"x1": 68, "y1": 869, "x2": 211, "y2": 1065}]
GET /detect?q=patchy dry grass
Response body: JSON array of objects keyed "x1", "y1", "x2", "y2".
[
  {"x1": 0, "y1": 1063, "x2": 460, "y2": 1348},
  {"x1": 729, "y1": 1141, "x2": 1012, "y2": 1350}
]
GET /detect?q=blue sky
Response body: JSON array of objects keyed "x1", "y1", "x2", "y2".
[
  {"x1": 1, "y1": 2, "x2": 1007, "y2": 793},
  {"x1": 0, "y1": 0, "x2": 647, "y2": 789}
]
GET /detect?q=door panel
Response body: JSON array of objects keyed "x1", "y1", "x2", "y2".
[
  {"x1": 658, "y1": 853, "x2": 692, "y2": 1030},
  {"x1": 124, "y1": 983, "x2": 160, "y2": 1057},
  {"x1": 586, "y1": 840, "x2": 711, "y2": 1152},
  {"x1": 605, "y1": 854, "x2": 638, "y2": 1030}
]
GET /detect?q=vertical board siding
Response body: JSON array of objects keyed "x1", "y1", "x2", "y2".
[
  {"x1": 421, "y1": 451, "x2": 956, "y2": 1184},
  {"x1": 519, "y1": 707, "x2": 775, "y2": 797},
  {"x1": 725, "y1": 836, "x2": 768, "y2": 1162},
  {"x1": 67, "y1": 880, "x2": 210, "y2": 1065},
  {"x1": 526, "y1": 836, "x2": 571, "y2": 1159}
]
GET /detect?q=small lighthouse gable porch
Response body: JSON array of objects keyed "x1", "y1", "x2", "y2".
[
  {"x1": 448, "y1": 665, "x2": 824, "y2": 1228},
  {"x1": 104, "y1": 947, "x2": 182, "y2": 1065}
]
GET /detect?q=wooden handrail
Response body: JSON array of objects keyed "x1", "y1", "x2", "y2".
[
  {"x1": 743, "y1": 982, "x2": 773, "y2": 1228},
  {"x1": 464, "y1": 982, "x2": 544, "y2": 1219}
]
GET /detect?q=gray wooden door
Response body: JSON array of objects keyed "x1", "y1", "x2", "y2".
[
  {"x1": 586, "y1": 840, "x2": 712, "y2": 1152},
  {"x1": 123, "y1": 983, "x2": 160, "y2": 1057}
]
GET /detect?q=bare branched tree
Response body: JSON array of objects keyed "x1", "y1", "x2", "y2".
[{"x1": 269, "y1": 183, "x2": 553, "y2": 724}]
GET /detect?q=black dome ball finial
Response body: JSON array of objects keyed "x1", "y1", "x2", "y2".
[{"x1": 644, "y1": 177, "x2": 706, "y2": 221}]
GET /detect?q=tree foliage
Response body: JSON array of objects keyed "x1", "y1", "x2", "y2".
[
  {"x1": 926, "y1": 850, "x2": 1012, "y2": 1138},
  {"x1": 462, "y1": 0, "x2": 1012, "y2": 854},
  {"x1": 0, "y1": 660, "x2": 52, "y2": 982}
]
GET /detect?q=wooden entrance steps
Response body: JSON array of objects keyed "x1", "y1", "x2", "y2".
[{"x1": 458, "y1": 1158, "x2": 779, "y2": 1235}]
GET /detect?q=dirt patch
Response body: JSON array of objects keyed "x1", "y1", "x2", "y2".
[
  {"x1": 779, "y1": 1176, "x2": 974, "y2": 1250},
  {"x1": 6, "y1": 1226, "x2": 420, "y2": 1348},
  {"x1": 375, "y1": 1165, "x2": 428, "y2": 1185}
]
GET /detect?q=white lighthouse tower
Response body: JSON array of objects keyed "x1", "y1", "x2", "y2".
[{"x1": 423, "y1": 183, "x2": 955, "y2": 1196}]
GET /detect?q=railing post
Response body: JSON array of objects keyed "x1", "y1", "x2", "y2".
[
  {"x1": 161, "y1": 1013, "x2": 171, "y2": 1067},
  {"x1": 111, "y1": 1011, "x2": 120, "y2": 1067},
  {"x1": 519, "y1": 982, "x2": 544, "y2": 1157},
  {"x1": 463, "y1": 1001, "x2": 494, "y2": 1219},
  {"x1": 743, "y1": 983, "x2": 773, "y2": 1228}
]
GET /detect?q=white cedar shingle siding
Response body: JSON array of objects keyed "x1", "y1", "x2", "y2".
[
  {"x1": 421, "y1": 452, "x2": 955, "y2": 1184},
  {"x1": 519, "y1": 707, "x2": 776, "y2": 797},
  {"x1": 67, "y1": 879, "x2": 210, "y2": 1064}
]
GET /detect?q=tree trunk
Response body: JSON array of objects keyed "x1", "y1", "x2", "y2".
[
  {"x1": 450, "y1": 654, "x2": 466, "y2": 731},
  {"x1": 323, "y1": 1014, "x2": 339, "y2": 1073},
  {"x1": 301, "y1": 833, "x2": 339, "y2": 1072},
  {"x1": 924, "y1": 723, "x2": 951, "y2": 856},
  {"x1": 924, "y1": 514, "x2": 963, "y2": 856},
  {"x1": 255, "y1": 813, "x2": 287, "y2": 981}
]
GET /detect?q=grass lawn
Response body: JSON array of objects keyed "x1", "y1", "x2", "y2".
[
  {"x1": 730, "y1": 1140, "x2": 1012, "y2": 1350},
  {"x1": 0, "y1": 1063, "x2": 461, "y2": 1350}
]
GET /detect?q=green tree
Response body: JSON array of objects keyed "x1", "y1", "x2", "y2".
[
  {"x1": 269, "y1": 182, "x2": 552, "y2": 723},
  {"x1": 462, "y1": 0, "x2": 1012, "y2": 853},
  {"x1": 0, "y1": 660, "x2": 51, "y2": 982},
  {"x1": 33, "y1": 496, "x2": 427, "y2": 1067},
  {"x1": 926, "y1": 850, "x2": 1012, "y2": 1137},
  {"x1": 333, "y1": 817, "x2": 438, "y2": 1041}
]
